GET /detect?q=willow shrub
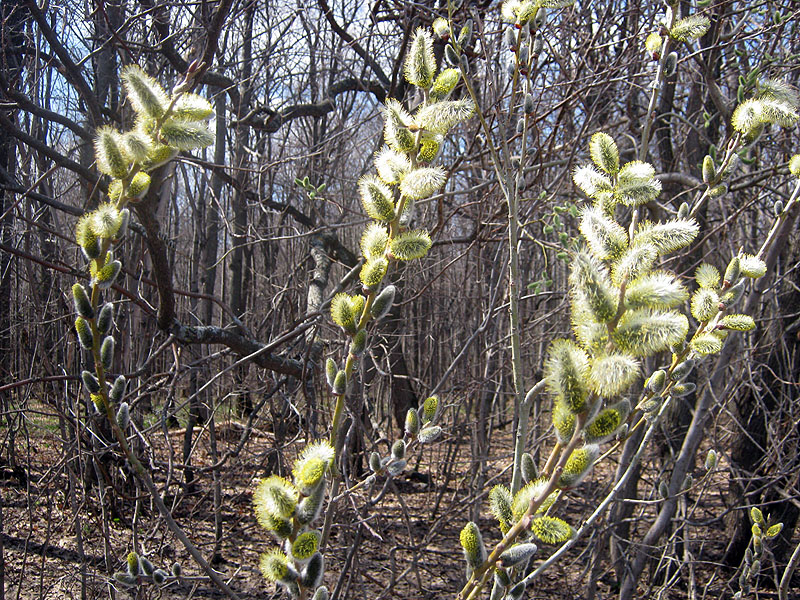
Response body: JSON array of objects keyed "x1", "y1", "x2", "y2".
[{"x1": 61, "y1": 2, "x2": 800, "y2": 599}]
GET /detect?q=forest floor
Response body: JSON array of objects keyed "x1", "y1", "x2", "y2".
[{"x1": 2, "y1": 403, "x2": 797, "y2": 600}]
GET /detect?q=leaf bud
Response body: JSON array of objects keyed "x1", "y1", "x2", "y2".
[
  {"x1": 458, "y1": 20, "x2": 473, "y2": 47},
  {"x1": 663, "y1": 52, "x2": 678, "y2": 77},
  {"x1": 704, "y1": 449, "x2": 718, "y2": 470},
  {"x1": 301, "y1": 552, "x2": 325, "y2": 589},
  {"x1": 499, "y1": 542, "x2": 538, "y2": 567},
  {"x1": 113, "y1": 571, "x2": 137, "y2": 586},
  {"x1": 659, "y1": 481, "x2": 669, "y2": 499},
  {"x1": 332, "y1": 370, "x2": 347, "y2": 395},
  {"x1": 75, "y1": 317, "x2": 94, "y2": 349},
  {"x1": 391, "y1": 439, "x2": 406, "y2": 460},
  {"x1": 386, "y1": 459, "x2": 407, "y2": 476},
  {"x1": 702, "y1": 155, "x2": 715, "y2": 184},
  {"x1": 647, "y1": 369, "x2": 667, "y2": 394},
  {"x1": 765, "y1": 523, "x2": 783, "y2": 538},
  {"x1": 139, "y1": 556, "x2": 154, "y2": 576},
  {"x1": 773, "y1": 200, "x2": 784, "y2": 216},
  {"x1": 521, "y1": 452, "x2": 537, "y2": 483},
  {"x1": 97, "y1": 302, "x2": 114, "y2": 333},
  {"x1": 523, "y1": 93, "x2": 535, "y2": 114},
  {"x1": 325, "y1": 358, "x2": 337, "y2": 388},
  {"x1": 504, "y1": 27, "x2": 516, "y2": 49},
  {"x1": 445, "y1": 44, "x2": 459, "y2": 67},
  {"x1": 421, "y1": 395, "x2": 438, "y2": 423},
  {"x1": 82, "y1": 370, "x2": 100, "y2": 393},
  {"x1": 350, "y1": 329, "x2": 367, "y2": 356},
  {"x1": 508, "y1": 581, "x2": 526, "y2": 600},
  {"x1": 94, "y1": 260, "x2": 122, "y2": 289},
  {"x1": 101, "y1": 336, "x2": 115, "y2": 371},
  {"x1": 369, "y1": 451, "x2": 382, "y2": 473},
  {"x1": 312, "y1": 586, "x2": 330, "y2": 600},
  {"x1": 671, "y1": 382, "x2": 696, "y2": 397},
  {"x1": 750, "y1": 559, "x2": 760, "y2": 576},
  {"x1": 116, "y1": 209, "x2": 131, "y2": 239},
  {"x1": 494, "y1": 566, "x2": 511, "y2": 586},
  {"x1": 152, "y1": 569, "x2": 168, "y2": 585},
  {"x1": 116, "y1": 402, "x2": 130, "y2": 429},
  {"x1": 417, "y1": 425, "x2": 442, "y2": 444},
  {"x1": 405, "y1": 407, "x2": 420, "y2": 436},
  {"x1": 670, "y1": 358, "x2": 694, "y2": 381},
  {"x1": 719, "y1": 280, "x2": 745, "y2": 309},
  {"x1": 110, "y1": 375, "x2": 127, "y2": 403},
  {"x1": 170, "y1": 563, "x2": 182, "y2": 578},
  {"x1": 72, "y1": 283, "x2": 94, "y2": 319},
  {"x1": 677, "y1": 202, "x2": 690, "y2": 218},
  {"x1": 707, "y1": 183, "x2": 727, "y2": 198},
  {"x1": 723, "y1": 256, "x2": 741, "y2": 286},
  {"x1": 516, "y1": 117, "x2": 526, "y2": 134},
  {"x1": 370, "y1": 285, "x2": 396, "y2": 321}
]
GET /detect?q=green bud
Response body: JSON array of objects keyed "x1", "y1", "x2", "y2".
[
  {"x1": 724, "y1": 256, "x2": 741, "y2": 286},
  {"x1": 312, "y1": 586, "x2": 330, "y2": 600},
  {"x1": 350, "y1": 329, "x2": 367, "y2": 357},
  {"x1": 647, "y1": 370, "x2": 667, "y2": 394},
  {"x1": 659, "y1": 481, "x2": 669, "y2": 499},
  {"x1": 670, "y1": 359, "x2": 694, "y2": 381},
  {"x1": 95, "y1": 127, "x2": 130, "y2": 179},
  {"x1": 499, "y1": 542, "x2": 538, "y2": 567},
  {"x1": 94, "y1": 260, "x2": 122, "y2": 289},
  {"x1": 508, "y1": 581, "x2": 526, "y2": 600},
  {"x1": 386, "y1": 459, "x2": 406, "y2": 476},
  {"x1": 101, "y1": 336, "x2": 115, "y2": 371},
  {"x1": 391, "y1": 439, "x2": 406, "y2": 460},
  {"x1": 521, "y1": 452, "x2": 537, "y2": 483},
  {"x1": 704, "y1": 449, "x2": 718, "y2": 470},
  {"x1": 405, "y1": 408, "x2": 420, "y2": 436},
  {"x1": 296, "y1": 481, "x2": 326, "y2": 525},
  {"x1": 333, "y1": 370, "x2": 347, "y2": 395},
  {"x1": 325, "y1": 358, "x2": 337, "y2": 388},
  {"x1": 773, "y1": 200, "x2": 784, "y2": 216},
  {"x1": 683, "y1": 473, "x2": 693, "y2": 489},
  {"x1": 421, "y1": 395, "x2": 438, "y2": 424},
  {"x1": 370, "y1": 285, "x2": 396, "y2": 321},
  {"x1": 110, "y1": 375, "x2": 127, "y2": 403},
  {"x1": 113, "y1": 572, "x2": 137, "y2": 586},
  {"x1": 170, "y1": 563, "x2": 182, "y2": 578},
  {"x1": 97, "y1": 302, "x2": 114, "y2": 334},
  {"x1": 82, "y1": 370, "x2": 100, "y2": 393},
  {"x1": 152, "y1": 569, "x2": 167, "y2": 585},
  {"x1": 418, "y1": 425, "x2": 442, "y2": 444},
  {"x1": 671, "y1": 382, "x2": 696, "y2": 397},
  {"x1": 72, "y1": 283, "x2": 94, "y2": 318},
  {"x1": 663, "y1": 51, "x2": 678, "y2": 77},
  {"x1": 139, "y1": 557, "x2": 154, "y2": 576},
  {"x1": 765, "y1": 523, "x2": 783, "y2": 538},
  {"x1": 702, "y1": 155, "x2": 715, "y2": 184},
  {"x1": 751, "y1": 507, "x2": 765, "y2": 526},
  {"x1": 301, "y1": 552, "x2": 324, "y2": 589},
  {"x1": 369, "y1": 452, "x2": 382, "y2": 473},
  {"x1": 116, "y1": 402, "x2": 130, "y2": 429},
  {"x1": 677, "y1": 202, "x2": 690, "y2": 218},
  {"x1": 75, "y1": 317, "x2": 94, "y2": 349},
  {"x1": 719, "y1": 280, "x2": 745, "y2": 309}
]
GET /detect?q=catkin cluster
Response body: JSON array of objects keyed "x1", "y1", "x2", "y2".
[{"x1": 255, "y1": 23, "x2": 473, "y2": 597}]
